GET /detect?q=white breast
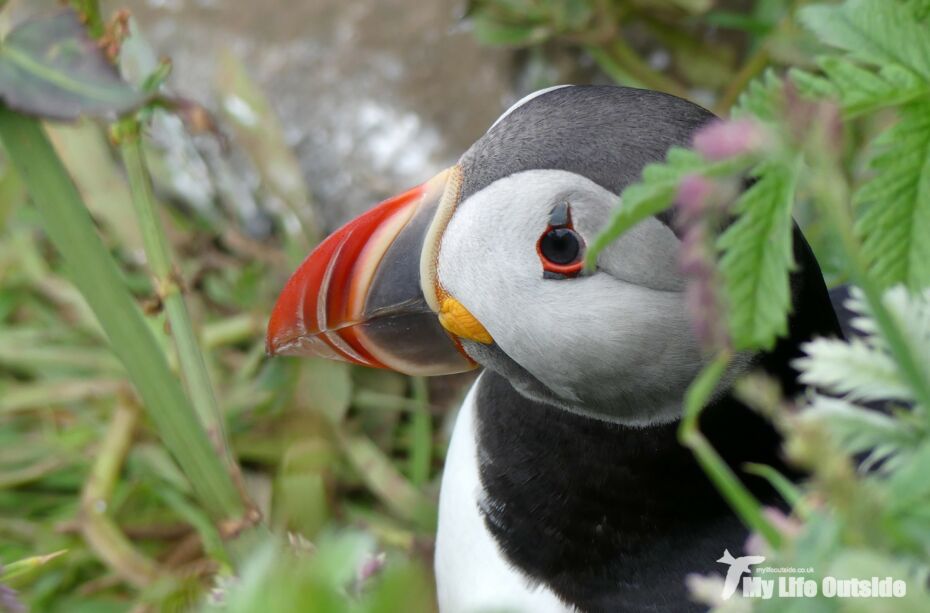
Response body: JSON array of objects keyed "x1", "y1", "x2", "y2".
[{"x1": 434, "y1": 375, "x2": 573, "y2": 613}]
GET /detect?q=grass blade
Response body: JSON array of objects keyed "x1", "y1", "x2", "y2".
[{"x1": 0, "y1": 108, "x2": 243, "y2": 522}]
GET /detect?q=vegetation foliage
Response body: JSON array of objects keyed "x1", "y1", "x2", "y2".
[{"x1": 0, "y1": 0, "x2": 928, "y2": 611}]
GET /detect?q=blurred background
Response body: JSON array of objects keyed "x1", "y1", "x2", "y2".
[
  {"x1": 0, "y1": 0, "x2": 837, "y2": 611},
  {"x1": 116, "y1": 0, "x2": 514, "y2": 230}
]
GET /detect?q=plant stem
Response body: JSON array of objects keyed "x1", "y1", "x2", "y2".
[
  {"x1": 743, "y1": 462, "x2": 809, "y2": 517},
  {"x1": 678, "y1": 353, "x2": 784, "y2": 547},
  {"x1": 0, "y1": 109, "x2": 244, "y2": 522},
  {"x1": 81, "y1": 403, "x2": 162, "y2": 588},
  {"x1": 116, "y1": 118, "x2": 239, "y2": 478},
  {"x1": 407, "y1": 377, "x2": 432, "y2": 487}
]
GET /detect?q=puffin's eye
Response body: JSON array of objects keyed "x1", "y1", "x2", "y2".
[
  {"x1": 537, "y1": 210, "x2": 585, "y2": 278},
  {"x1": 540, "y1": 228, "x2": 581, "y2": 265}
]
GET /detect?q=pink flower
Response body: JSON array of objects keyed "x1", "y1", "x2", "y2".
[
  {"x1": 674, "y1": 174, "x2": 732, "y2": 352},
  {"x1": 356, "y1": 552, "x2": 386, "y2": 585},
  {"x1": 676, "y1": 174, "x2": 716, "y2": 222},
  {"x1": 693, "y1": 119, "x2": 768, "y2": 161}
]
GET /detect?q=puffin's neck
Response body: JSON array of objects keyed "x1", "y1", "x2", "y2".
[
  {"x1": 472, "y1": 226, "x2": 841, "y2": 612},
  {"x1": 473, "y1": 370, "x2": 776, "y2": 612}
]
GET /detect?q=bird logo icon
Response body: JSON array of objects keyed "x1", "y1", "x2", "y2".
[{"x1": 717, "y1": 549, "x2": 766, "y2": 600}]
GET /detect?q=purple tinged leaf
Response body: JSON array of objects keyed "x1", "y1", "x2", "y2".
[{"x1": 0, "y1": 9, "x2": 148, "y2": 120}]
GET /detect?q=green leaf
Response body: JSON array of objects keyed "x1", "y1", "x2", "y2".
[
  {"x1": 587, "y1": 148, "x2": 750, "y2": 266},
  {"x1": 795, "y1": 337, "x2": 913, "y2": 402},
  {"x1": 718, "y1": 158, "x2": 800, "y2": 350},
  {"x1": 46, "y1": 120, "x2": 146, "y2": 249},
  {"x1": 791, "y1": 59, "x2": 929, "y2": 117},
  {"x1": 793, "y1": 1, "x2": 930, "y2": 121},
  {"x1": 732, "y1": 70, "x2": 784, "y2": 122},
  {"x1": 854, "y1": 101, "x2": 930, "y2": 291},
  {"x1": 800, "y1": 0, "x2": 930, "y2": 82},
  {"x1": 842, "y1": 286, "x2": 930, "y2": 403},
  {"x1": 881, "y1": 286, "x2": 930, "y2": 368},
  {"x1": 800, "y1": 396, "x2": 922, "y2": 473},
  {"x1": 0, "y1": 9, "x2": 147, "y2": 120}
]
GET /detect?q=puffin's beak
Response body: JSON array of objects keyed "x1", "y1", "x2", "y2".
[{"x1": 267, "y1": 167, "x2": 477, "y2": 376}]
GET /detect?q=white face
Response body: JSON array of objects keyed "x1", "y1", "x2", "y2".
[{"x1": 436, "y1": 169, "x2": 707, "y2": 425}]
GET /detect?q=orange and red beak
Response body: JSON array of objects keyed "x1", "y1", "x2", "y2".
[{"x1": 266, "y1": 167, "x2": 476, "y2": 376}]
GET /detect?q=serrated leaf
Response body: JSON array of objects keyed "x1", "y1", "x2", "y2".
[
  {"x1": 789, "y1": 68, "x2": 838, "y2": 100},
  {"x1": 733, "y1": 70, "x2": 784, "y2": 121},
  {"x1": 795, "y1": 337, "x2": 912, "y2": 402},
  {"x1": 791, "y1": 59, "x2": 929, "y2": 117},
  {"x1": 718, "y1": 158, "x2": 799, "y2": 350},
  {"x1": 801, "y1": 395, "x2": 922, "y2": 473},
  {"x1": 588, "y1": 147, "x2": 751, "y2": 264},
  {"x1": 881, "y1": 286, "x2": 930, "y2": 368},
  {"x1": 800, "y1": 0, "x2": 930, "y2": 82},
  {"x1": 0, "y1": 9, "x2": 147, "y2": 120},
  {"x1": 843, "y1": 286, "x2": 930, "y2": 374},
  {"x1": 854, "y1": 102, "x2": 930, "y2": 291}
]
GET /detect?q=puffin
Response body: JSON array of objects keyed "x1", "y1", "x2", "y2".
[{"x1": 266, "y1": 85, "x2": 842, "y2": 612}]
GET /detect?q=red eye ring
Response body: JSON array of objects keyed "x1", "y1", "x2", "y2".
[{"x1": 540, "y1": 254, "x2": 584, "y2": 276}]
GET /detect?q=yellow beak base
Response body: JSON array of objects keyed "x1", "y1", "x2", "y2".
[{"x1": 438, "y1": 297, "x2": 493, "y2": 345}]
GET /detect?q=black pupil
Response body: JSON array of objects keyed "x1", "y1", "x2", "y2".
[{"x1": 540, "y1": 228, "x2": 580, "y2": 265}]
